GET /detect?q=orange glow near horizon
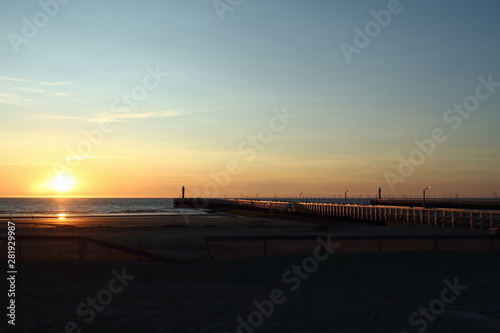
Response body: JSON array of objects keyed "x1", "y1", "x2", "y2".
[{"x1": 0, "y1": 156, "x2": 497, "y2": 199}]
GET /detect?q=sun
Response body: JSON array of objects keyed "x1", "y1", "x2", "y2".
[{"x1": 50, "y1": 174, "x2": 76, "y2": 193}]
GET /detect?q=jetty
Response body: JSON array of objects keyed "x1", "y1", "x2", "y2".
[
  {"x1": 371, "y1": 198, "x2": 500, "y2": 210},
  {"x1": 174, "y1": 198, "x2": 500, "y2": 230}
]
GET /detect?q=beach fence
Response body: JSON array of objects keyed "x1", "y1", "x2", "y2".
[
  {"x1": 0, "y1": 236, "x2": 183, "y2": 263},
  {"x1": 205, "y1": 235, "x2": 500, "y2": 261},
  {"x1": 174, "y1": 198, "x2": 500, "y2": 230}
]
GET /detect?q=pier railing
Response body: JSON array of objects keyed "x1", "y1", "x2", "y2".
[
  {"x1": 295, "y1": 202, "x2": 500, "y2": 229},
  {"x1": 371, "y1": 198, "x2": 500, "y2": 210}
]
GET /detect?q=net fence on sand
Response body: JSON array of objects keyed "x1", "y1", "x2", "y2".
[{"x1": 1, "y1": 235, "x2": 182, "y2": 263}]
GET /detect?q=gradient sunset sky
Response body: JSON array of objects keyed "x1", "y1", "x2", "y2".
[{"x1": 1, "y1": 0, "x2": 499, "y2": 198}]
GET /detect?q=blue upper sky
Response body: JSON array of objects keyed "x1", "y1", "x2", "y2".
[{"x1": 1, "y1": 0, "x2": 499, "y2": 197}]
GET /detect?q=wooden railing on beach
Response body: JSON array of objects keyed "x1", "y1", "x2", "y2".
[
  {"x1": 0, "y1": 236, "x2": 184, "y2": 263},
  {"x1": 174, "y1": 198, "x2": 500, "y2": 230}
]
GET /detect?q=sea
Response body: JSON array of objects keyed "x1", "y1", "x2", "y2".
[
  {"x1": 1, "y1": 197, "x2": 496, "y2": 217},
  {"x1": 0, "y1": 198, "x2": 202, "y2": 216},
  {"x1": 0, "y1": 197, "x2": 370, "y2": 217}
]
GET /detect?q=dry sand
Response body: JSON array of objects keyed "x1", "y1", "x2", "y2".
[{"x1": 2, "y1": 214, "x2": 499, "y2": 332}]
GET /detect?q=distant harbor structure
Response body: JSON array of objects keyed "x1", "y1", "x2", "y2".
[
  {"x1": 174, "y1": 198, "x2": 500, "y2": 231},
  {"x1": 370, "y1": 198, "x2": 500, "y2": 210}
]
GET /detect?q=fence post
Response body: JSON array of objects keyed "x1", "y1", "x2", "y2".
[{"x1": 79, "y1": 237, "x2": 86, "y2": 262}]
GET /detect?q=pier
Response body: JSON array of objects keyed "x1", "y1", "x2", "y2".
[
  {"x1": 370, "y1": 198, "x2": 500, "y2": 210},
  {"x1": 174, "y1": 198, "x2": 500, "y2": 230}
]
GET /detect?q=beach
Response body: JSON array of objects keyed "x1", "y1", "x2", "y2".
[
  {"x1": 2, "y1": 213, "x2": 500, "y2": 332},
  {"x1": 5, "y1": 212, "x2": 491, "y2": 259}
]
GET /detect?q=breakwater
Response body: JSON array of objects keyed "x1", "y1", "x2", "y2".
[
  {"x1": 174, "y1": 198, "x2": 500, "y2": 230},
  {"x1": 370, "y1": 198, "x2": 500, "y2": 210}
]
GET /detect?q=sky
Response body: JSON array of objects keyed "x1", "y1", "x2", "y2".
[{"x1": 1, "y1": 0, "x2": 499, "y2": 198}]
